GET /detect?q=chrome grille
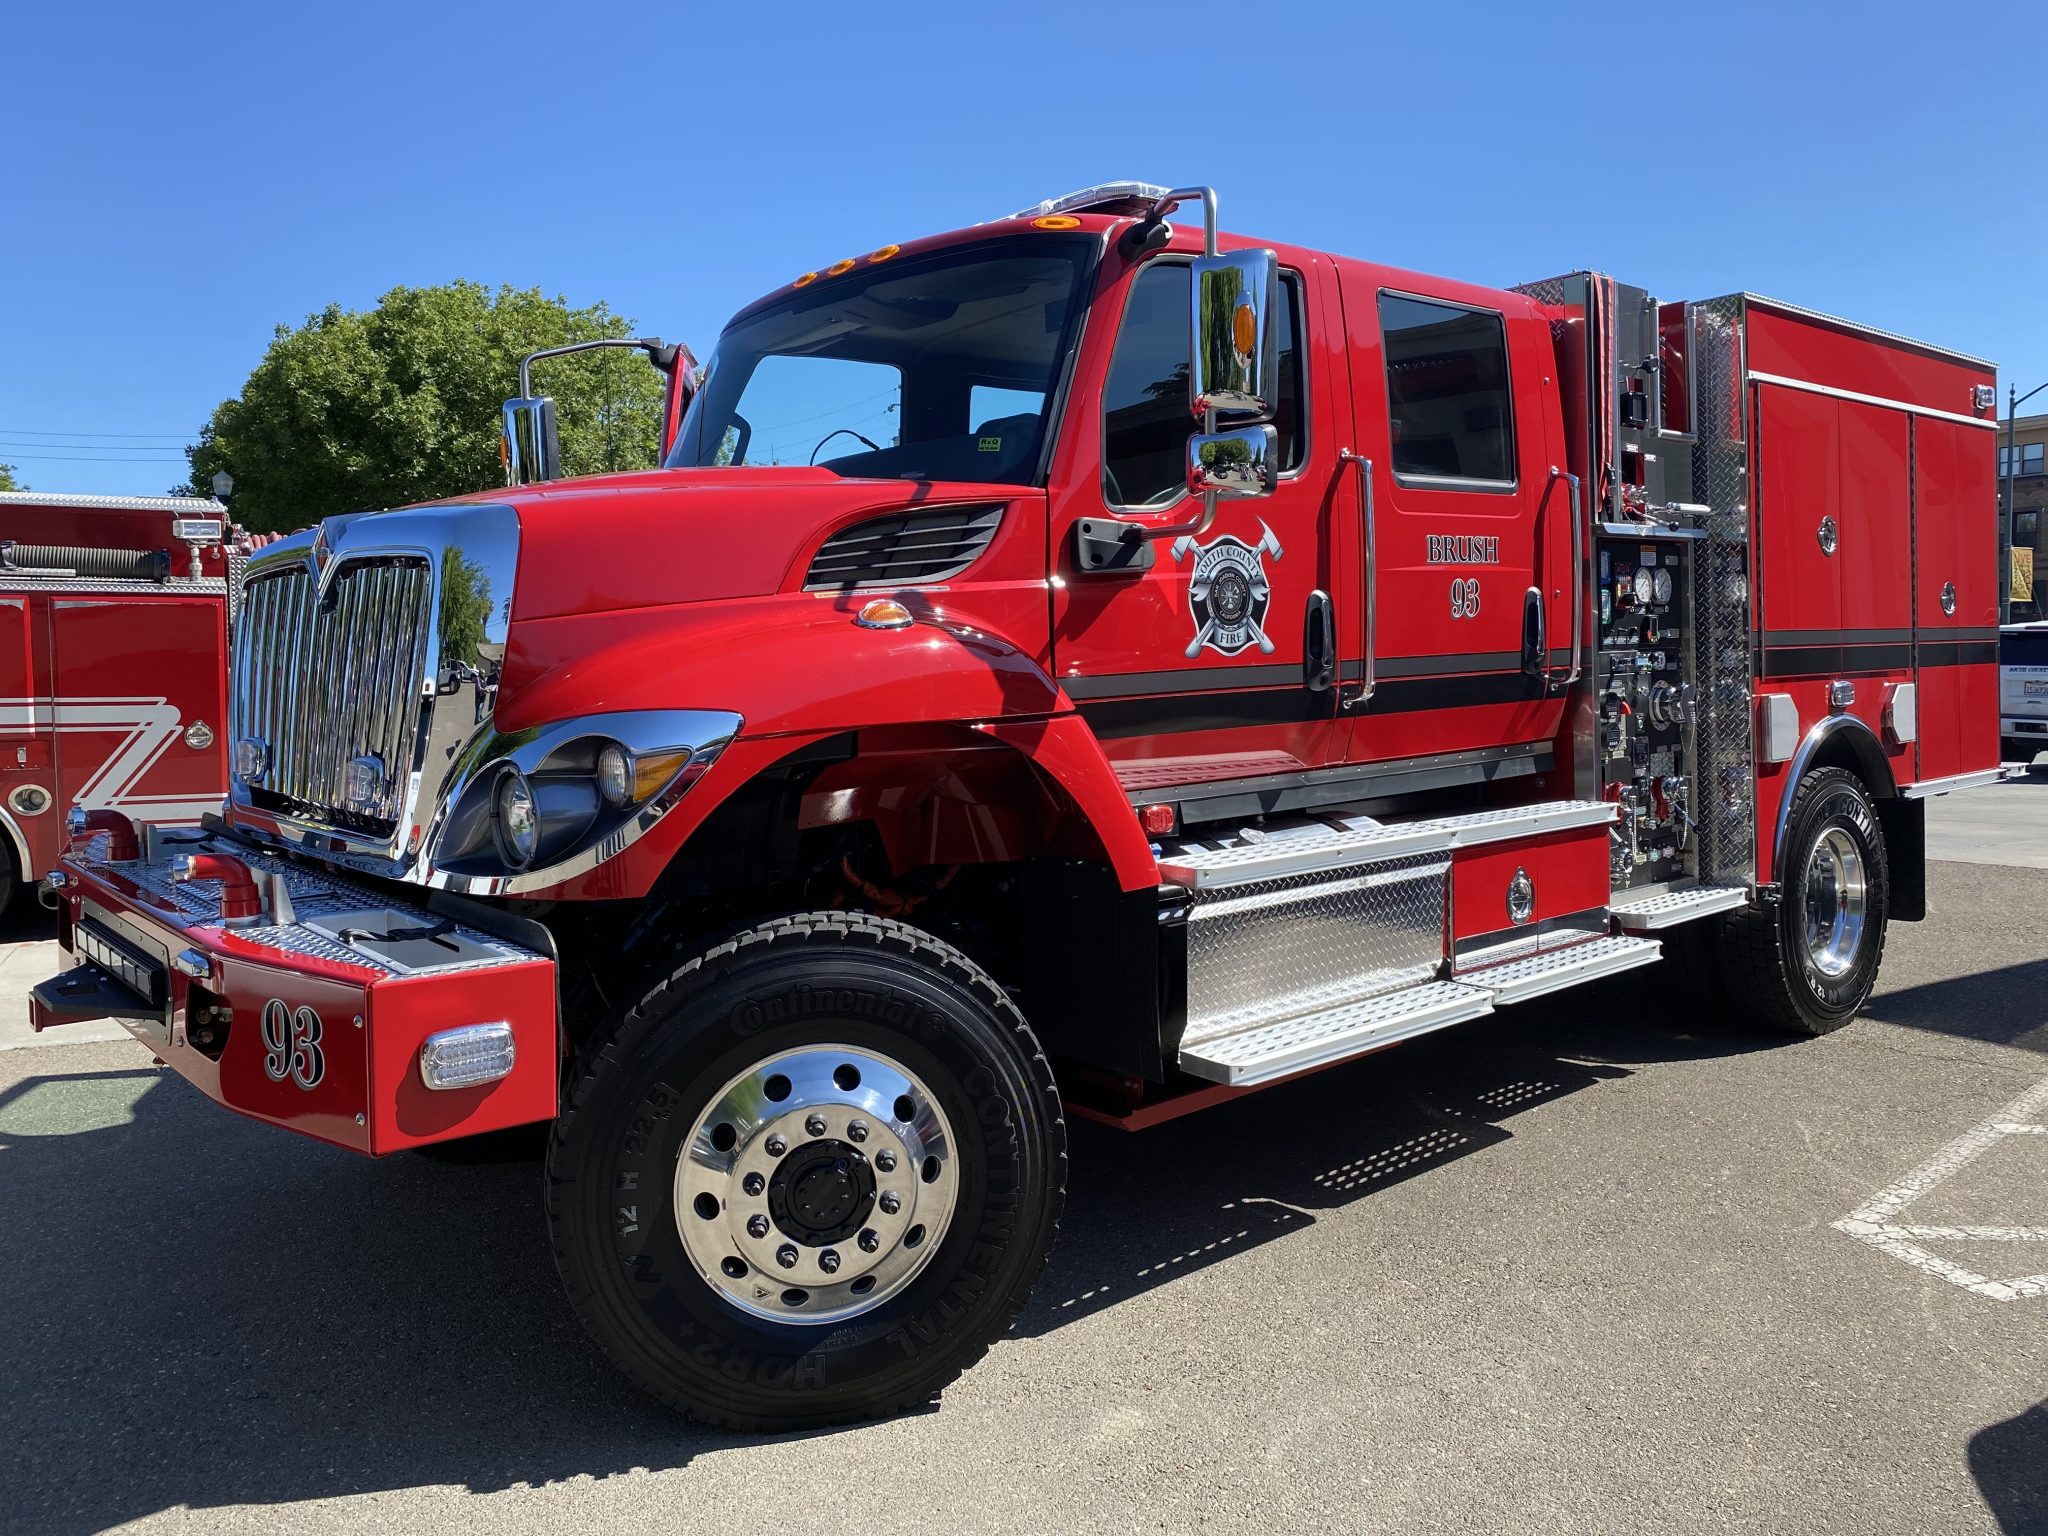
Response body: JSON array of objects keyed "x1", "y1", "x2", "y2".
[{"x1": 232, "y1": 557, "x2": 433, "y2": 828}]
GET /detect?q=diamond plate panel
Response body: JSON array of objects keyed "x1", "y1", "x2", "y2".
[
  {"x1": 70, "y1": 830, "x2": 533, "y2": 977},
  {"x1": 1689, "y1": 295, "x2": 1758, "y2": 884},
  {"x1": 1183, "y1": 854, "x2": 1447, "y2": 1045},
  {"x1": 1161, "y1": 800, "x2": 1613, "y2": 888}
]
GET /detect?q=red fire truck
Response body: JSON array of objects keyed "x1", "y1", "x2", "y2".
[
  {"x1": 0, "y1": 491, "x2": 236, "y2": 912},
  {"x1": 31, "y1": 183, "x2": 2008, "y2": 1428}
]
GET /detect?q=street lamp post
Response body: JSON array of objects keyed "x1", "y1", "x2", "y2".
[{"x1": 2007, "y1": 381, "x2": 2048, "y2": 625}]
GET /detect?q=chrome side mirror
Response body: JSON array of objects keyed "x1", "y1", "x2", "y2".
[
  {"x1": 502, "y1": 396, "x2": 560, "y2": 487},
  {"x1": 1189, "y1": 249, "x2": 1280, "y2": 418},
  {"x1": 1187, "y1": 424, "x2": 1279, "y2": 499}
]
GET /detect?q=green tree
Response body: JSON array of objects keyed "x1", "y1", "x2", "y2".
[
  {"x1": 182, "y1": 282, "x2": 665, "y2": 532},
  {"x1": 0, "y1": 464, "x2": 24, "y2": 492}
]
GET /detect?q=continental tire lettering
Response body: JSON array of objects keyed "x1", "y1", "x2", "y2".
[{"x1": 735, "y1": 985, "x2": 940, "y2": 1036}]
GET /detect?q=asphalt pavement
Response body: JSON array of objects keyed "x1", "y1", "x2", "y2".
[{"x1": 2, "y1": 781, "x2": 2045, "y2": 1534}]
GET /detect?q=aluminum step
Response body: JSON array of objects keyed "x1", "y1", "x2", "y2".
[
  {"x1": 1609, "y1": 884, "x2": 1750, "y2": 931},
  {"x1": 1177, "y1": 980, "x2": 1495, "y2": 1087},
  {"x1": 1460, "y1": 933, "x2": 1663, "y2": 1005},
  {"x1": 1160, "y1": 800, "x2": 1616, "y2": 890}
]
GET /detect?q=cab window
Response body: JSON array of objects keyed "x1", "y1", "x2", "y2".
[
  {"x1": 1102, "y1": 263, "x2": 1304, "y2": 509},
  {"x1": 1379, "y1": 293, "x2": 1515, "y2": 486}
]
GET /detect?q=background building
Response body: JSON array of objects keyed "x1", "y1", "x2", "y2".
[{"x1": 2003, "y1": 409, "x2": 2048, "y2": 623}]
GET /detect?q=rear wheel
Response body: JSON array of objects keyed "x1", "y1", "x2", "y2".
[
  {"x1": 1718, "y1": 766, "x2": 1889, "y2": 1036},
  {"x1": 547, "y1": 912, "x2": 1065, "y2": 1429}
]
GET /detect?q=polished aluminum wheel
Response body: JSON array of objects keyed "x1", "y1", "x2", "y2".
[
  {"x1": 1801, "y1": 826, "x2": 1867, "y2": 979},
  {"x1": 674, "y1": 1044, "x2": 958, "y2": 1324}
]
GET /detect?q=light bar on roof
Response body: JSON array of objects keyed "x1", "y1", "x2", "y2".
[{"x1": 1005, "y1": 181, "x2": 1173, "y2": 221}]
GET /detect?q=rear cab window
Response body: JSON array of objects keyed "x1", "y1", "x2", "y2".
[{"x1": 1378, "y1": 292, "x2": 1516, "y2": 489}]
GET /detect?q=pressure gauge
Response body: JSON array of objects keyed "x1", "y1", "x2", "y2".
[
  {"x1": 1653, "y1": 567, "x2": 1673, "y2": 605},
  {"x1": 1633, "y1": 567, "x2": 1654, "y2": 606}
]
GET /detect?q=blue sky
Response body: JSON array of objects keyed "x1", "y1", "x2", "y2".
[{"x1": 3, "y1": 0, "x2": 2044, "y2": 497}]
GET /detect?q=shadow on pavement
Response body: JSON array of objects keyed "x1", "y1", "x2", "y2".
[
  {"x1": 1860, "y1": 958, "x2": 2048, "y2": 1055},
  {"x1": 0, "y1": 967, "x2": 1778, "y2": 1531},
  {"x1": 1970, "y1": 1400, "x2": 2048, "y2": 1535},
  {"x1": 1018, "y1": 972, "x2": 1777, "y2": 1335}
]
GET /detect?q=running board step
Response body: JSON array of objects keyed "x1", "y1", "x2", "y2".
[
  {"x1": 1609, "y1": 885, "x2": 1750, "y2": 931},
  {"x1": 1177, "y1": 981, "x2": 1495, "y2": 1087},
  {"x1": 1159, "y1": 799, "x2": 1617, "y2": 890},
  {"x1": 1460, "y1": 933, "x2": 1662, "y2": 1004}
]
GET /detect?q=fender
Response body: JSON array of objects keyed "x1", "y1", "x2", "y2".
[
  {"x1": 0, "y1": 800, "x2": 31, "y2": 887},
  {"x1": 497, "y1": 601, "x2": 1159, "y2": 899},
  {"x1": 1770, "y1": 712, "x2": 1900, "y2": 886}
]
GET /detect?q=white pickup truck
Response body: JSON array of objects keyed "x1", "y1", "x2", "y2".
[{"x1": 2004, "y1": 622, "x2": 2048, "y2": 766}]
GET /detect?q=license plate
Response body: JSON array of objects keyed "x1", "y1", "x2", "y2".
[{"x1": 2028, "y1": 680, "x2": 2048, "y2": 697}]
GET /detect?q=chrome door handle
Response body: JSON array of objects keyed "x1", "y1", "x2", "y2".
[
  {"x1": 1553, "y1": 466, "x2": 1583, "y2": 690},
  {"x1": 1339, "y1": 451, "x2": 1375, "y2": 709}
]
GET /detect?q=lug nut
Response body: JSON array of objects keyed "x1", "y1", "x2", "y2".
[
  {"x1": 805, "y1": 1113, "x2": 827, "y2": 1137},
  {"x1": 857, "y1": 1228, "x2": 880, "y2": 1253},
  {"x1": 742, "y1": 1172, "x2": 765, "y2": 1197},
  {"x1": 765, "y1": 1134, "x2": 787, "y2": 1157},
  {"x1": 747, "y1": 1215, "x2": 769, "y2": 1239},
  {"x1": 879, "y1": 1191, "x2": 901, "y2": 1216},
  {"x1": 848, "y1": 1119, "x2": 869, "y2": 1143},
  {"x1": 875, "y1": 1150, "x2": 898, "y2": 1173},
  {"x1": 819, "y1": 1249, "x2": 841, "y2": 1274},
  {"x1": 776, "y1": 1244, "x2": 799, "y2": 1269}
]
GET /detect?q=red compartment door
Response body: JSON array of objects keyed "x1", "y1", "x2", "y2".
[
  {"x1": 47, "y1": 594, "x2": 228, "y2": 824},
  {"x1": 1912, "y1": 416, "x2": 2001, "y2": 780}
]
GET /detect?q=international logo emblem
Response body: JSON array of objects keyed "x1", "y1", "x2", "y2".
[{"x1": 1171, "y1": 521, "x2": 1283, "y2": 658}]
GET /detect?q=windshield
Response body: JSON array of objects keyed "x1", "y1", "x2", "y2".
[{"x1": 666, "y1": 235, "x2": 1095, "y2": 484}]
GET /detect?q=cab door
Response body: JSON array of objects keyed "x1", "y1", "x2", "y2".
[
  {"x1": 1334, "y1": 277, "x2": 1570, "y2": 766},
  {"x1": 1047, "y1": 240, "x2": 1351, "y2": 793}
]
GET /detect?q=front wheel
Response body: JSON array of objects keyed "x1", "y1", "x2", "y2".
[
  {"x1": 547, "y1": 913, "x2": 1065, "y2": 1429},
  {"x1": 1718, "y1": 766, "x2": 1890, "y2": 1035}
]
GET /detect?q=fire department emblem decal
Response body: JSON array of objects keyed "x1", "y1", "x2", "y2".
[{"x1": 1171, "y1": 522, "x2": 1283, "y2": 658}]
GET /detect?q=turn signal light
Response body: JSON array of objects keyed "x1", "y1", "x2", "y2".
[{"x1": 419, "y1": 1022, "x2": 517, "y2": 1091}]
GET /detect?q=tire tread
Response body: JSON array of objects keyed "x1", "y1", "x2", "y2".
[
  {"x1": 545, "y1": 910, "x2": 1066, "y2": 1430},
  {"x1": 1715, "y1": 767, "x2": 1889, "y2": 1037}
]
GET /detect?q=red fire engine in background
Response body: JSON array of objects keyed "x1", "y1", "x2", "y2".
[
  {"x1": 30, "y1": 182, "x2": 2011, "y2": 1428},
  {"x1": 0, "y1": 491, "x2": 235, "y2": 913}
]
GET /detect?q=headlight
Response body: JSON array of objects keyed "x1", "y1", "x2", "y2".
[
  {"x1": 494, "y1": 770, "x2": 538, "y2": 867},
  {"x1": 596, "y1": 743, "x2": 634, "y2": 807}
]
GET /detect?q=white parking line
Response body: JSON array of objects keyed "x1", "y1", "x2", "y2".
[{"x1": 1833, "y1": 1073, "x2": 2048, "y2": 1302}]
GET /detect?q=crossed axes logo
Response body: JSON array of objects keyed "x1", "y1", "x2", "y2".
[{"x1": 1171, "y1": 521, "x2": 1283, "y2": 658}]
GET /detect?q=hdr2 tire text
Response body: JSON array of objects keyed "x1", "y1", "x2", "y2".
[
  {"x1": 546, "y1": 912, "x2": 1066, "y2": 1429},
  {"x1": 1719, "y1": 766, "x2": 1890, "y2": 1036}
]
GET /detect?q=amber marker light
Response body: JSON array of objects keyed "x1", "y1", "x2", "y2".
[
  {"x1": 793, "y1": 271, "x2": 819, "y2": 288},
  {"x1": 1233, "y1": 298, "x2": 1257, "y2": 357},
  {"x1": 1031, "y1": 214, "x2": 1082, "y2": 230},
  {"x1": 867, "y1": 244, "x2": 901, "y2": 263},
  {"x1": 826, "y1": 258, "x2": 857, "y2": 276},
  {"x1": 854, "y1": 598, "x2": 914, "y2": 630}
]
